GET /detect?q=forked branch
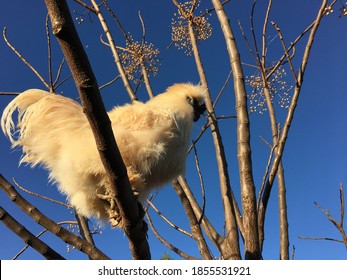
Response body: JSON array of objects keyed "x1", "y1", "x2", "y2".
[{"x1": 299, "y1": 183, "x2": 347, "y2": 251}]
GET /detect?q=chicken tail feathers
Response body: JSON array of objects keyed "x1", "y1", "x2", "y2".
[{"x1": 1, "y1": 89, "x2": 87, "y2": 167}]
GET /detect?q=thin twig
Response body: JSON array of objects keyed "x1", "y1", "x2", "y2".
[
  {"x1": 172, "y1": 0, "x2": 189, "y2": 20},
  {"x1": 238, "y1": 20, "x2": 259, "y2": 66},
  {"x1": 261, "y1": 0, "x2": 273, "y2": 63},
  {"x1": 102, "y1": 0, "x2": 130, "y2": 42},
  {"x1": 53, "y1": 74, "x2": 73, "y2": 90},
  {"x1": 298, "y1": 236, "x2": 344, "y2": 243},
  {"x1": 146, "y1": 212, "x2": 199, "y2": 260},
  {"x1": 259, "y1": 135, "x2": 272, "y2": 149},
  {"x1": 192, "y1": 142, "x2": 206, "y2": 224},
  {"x1": 73, "y1": 0, "x2": 96, "y2": 13},
  {"x1": 250, "y1": 0, "x2": 261, "y2": 63},
  {"x1": 241, "y1": 62, "x2": 259, "y2": 69},
  {"x1": 99, "y1": 75, "x2": 120, "y2": 90},
  {"x1": 271, "y1": 21, "x2": 298, "y2": 82},
  {"x1": 13, "y1": 220, "x2": 77, "y2": 260},
  {"x1": 137, "y1": 11, "x2": 155, "y2": 98},
  {"x1": 75, "y1": 213, "x2": 95, "y2": 260},
  {"x1": 291, "y1": 245, "x2": 295, "y2": 260},
  {"x1": 340, "y1": 183, "x2": 345, "y2": 228},
  {"x1": 46, "y1": 14, "x2": 54, "y2": 92},
  {"x1": 53, "y1": 58, "x2": 67, "y2": 88},
  {"x1": 138, "y1": 11, "x2": 146, "y2": 47},
  {"x1": 200, "y1": 0, "x2": 231, "y2": 17},
  {"x1": 213, "y1": 70, "x2": 233, "y2": 108},
  {"x1": 92, "y1": 0, "x2": 137, "y2": 101},
  {"x1": 190, "y1": 0, "x2": 198, "y2": 14},
  {"x1": 147, "y1": 199, "x2": 193, "y2": 238},
  {"x1": 141, "y1": 64, "x2": 155, "y2": 99},
  {"x1": 12, "y1": 178, "x2": 71, "y2": 209},
  {"x1": 0, "y1": 92, "x2": 20, "y2": 95},
  {"x1": 187, "y1": 120, "x2": 210, "y2": 154},
  {"x1": 3, "y1": 27, "x2": 50, "y2": 90},
  {"x1": 314, "y1": 201, "x2": 344, "y2": 236},
  {"x1": 216, "y1": 115, "x2": 237, "y2": 120},
  {"x1": 133, "y1": 73, "x2": 144, "y2": 95}
]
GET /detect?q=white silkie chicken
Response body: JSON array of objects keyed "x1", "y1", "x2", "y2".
[{"x1": 1, "y1": 83, "x2": 206, "y2": 226}]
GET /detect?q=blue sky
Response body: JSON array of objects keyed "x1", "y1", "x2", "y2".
[{"x1": 0, "y1": 0, "x2": 346, "y2": 260}]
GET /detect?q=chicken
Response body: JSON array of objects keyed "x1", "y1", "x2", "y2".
[{"x1": 1, "y1": 83, "x2": 206, "y2": 226}]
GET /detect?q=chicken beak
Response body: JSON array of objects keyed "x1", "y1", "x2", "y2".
[{"x1": 193, "y1": 103, "x2": 206, "y2": 122}]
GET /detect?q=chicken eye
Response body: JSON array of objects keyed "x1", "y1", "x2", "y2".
[{"x1": 186, "y1": 96, "x2": 194, "y2": 106}]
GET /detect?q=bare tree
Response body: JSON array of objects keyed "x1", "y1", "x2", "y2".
[{"x1": 0, "y1": 0, "x2": 345, "y2": 260}]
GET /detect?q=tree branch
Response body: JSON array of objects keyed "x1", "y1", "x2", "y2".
[
  {"x1": 146, "y1": 212, "x2": 199, "y2": 260},
  {"x1": 147, "y1": 199, "x2": 193, "y2": 238},
  {"x1": 12, "y1": 178, "x2": 71, "y2": 209},
  {"x1": 3, "y1": 27, "x2": 50, "y2": 90},
  {"x1": 44, "y1": 0, "x2": 150, "y2": 259},
  {"x1": 299, "y1": 184, "x2": 347, "y2": 251},
  {"x1": 92, "y1": 0, "x2": 137, "y2": 101},
  {"x1": 13, "y1": 221, "x2": 77, "y2": 260},
  {"x1": 249, "y1": 0, "x2": 289, "y2": 259},
  {"x1": 263, "y1": 0, "x2": 329, "y2": 214},
  {"x1": 314, "y1": 184, "x2": 347, "y2": 250},
  {"x1": 0, "y1": 174, "x2": 109, "y2": 259},
  {"x1": 46, "y1": 14, "x2": 54, "y2": 92},
  {"x1": 73, "y1": 0, "x2": 96, "y2": 13},
  {"x1": 192, "y1": 142, "x2": 206, "y2": 224},
  {"x1": 176, "y1": 0, "x2": 241, "y2": 259},
  {"x1": 138, "y1": 11, "x2": 155, "y2": 98},
  {"x1": 176, "y1": 177, "x2": 223, "y2": 251},
  {"x1": 172, "y1": 180, "x2": 213, "y2": 259},
  {"x1": 298, "y1": 236, "x2": 345, "y2": 243},
  {"x1": 212, "y1": 0, "x2": 260, "y2": 259},
  {"x1": 0, "y1": 206, "x2": 65, "y2": 260}
]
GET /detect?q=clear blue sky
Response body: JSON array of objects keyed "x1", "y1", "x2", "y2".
[{"x1": 0, "y1": 0, "x2": 346, "y2": 260}]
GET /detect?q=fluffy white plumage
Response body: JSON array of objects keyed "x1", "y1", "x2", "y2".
[{"x1": 1, "y1": 83, "x2": 206, "y2": 225}]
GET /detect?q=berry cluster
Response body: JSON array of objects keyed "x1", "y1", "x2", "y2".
[
  {"x1": 171, "y1": 1, "x2": 212, "y2": 55},
  {"x1": 246, "y1": 67, "x2": 292, "y2": 114},
  {"x1": 120, "y1": 35, "x2": 160, "y2": 81}
]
